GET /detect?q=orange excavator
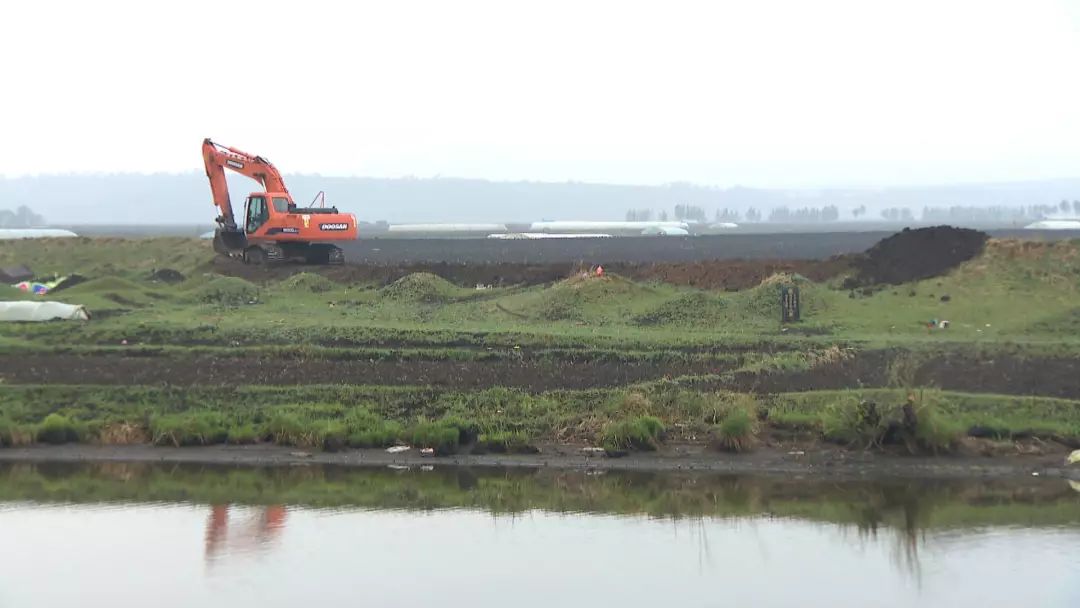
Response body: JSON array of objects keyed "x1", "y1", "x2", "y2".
[{"x1": 202, "y1": 138, "x2": 358, "y2": 264}]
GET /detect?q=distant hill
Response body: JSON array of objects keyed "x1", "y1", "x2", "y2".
[{"x1": 3, "y1": 172, "x2": 1080, "y2": 225}]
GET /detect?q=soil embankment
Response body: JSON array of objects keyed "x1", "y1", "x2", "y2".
[{"x1": 212, "y1": 256, "x2": 853, "y2": 290}]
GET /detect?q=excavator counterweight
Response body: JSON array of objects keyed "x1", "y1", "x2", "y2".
[{"x1": 202, "y1": 139, "x2": 358, "y2": 264}]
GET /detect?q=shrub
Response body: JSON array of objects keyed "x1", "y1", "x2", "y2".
[
  {"x1": 821, "y1": 398, "x2": 888, "y2": 447},
  {"x1": 36, "y1": 414, "x2": 81, "y2": 445},
  {"x1": 714, "y1": 409, "x2": 756, "y2": 452},
  {"x1": 912, "y1": 400, "x2": 963, "y2": 454}
]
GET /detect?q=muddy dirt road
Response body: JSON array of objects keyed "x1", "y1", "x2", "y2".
[{"x1": 4, "y1": 350, "x2": 1079, "y2": 398}]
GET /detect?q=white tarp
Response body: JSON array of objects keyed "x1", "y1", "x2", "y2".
[
  {"x1": 0, "y1": 301, "x2": 90, "y2": 321},
  {"x1": 0, "y1": 229, "x2": 79, "y2": 240}
]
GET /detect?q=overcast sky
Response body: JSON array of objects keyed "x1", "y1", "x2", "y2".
[{"x1": 2, "y1": 0, "x2": 1079, "y2": 187}]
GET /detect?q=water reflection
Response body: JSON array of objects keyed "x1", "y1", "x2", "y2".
[
  {"x1": 0, "y1": 463, "x2": 1077, "y2": 607},
  {"x1": 205, "y1": 504, "x2": 287, "y2": 563}
]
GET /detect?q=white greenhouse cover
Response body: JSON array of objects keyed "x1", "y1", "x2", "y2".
[
  {"x1": 0, "y1": 229, "x2": 78, "y2": 240},
  {"x1": 0, "y1": 301, "x2": 90, "y2": 321}
]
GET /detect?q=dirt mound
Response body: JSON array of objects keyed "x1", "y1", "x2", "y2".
[
  {"x1": 149, "y1": 268, "x2": 186, "y2": 284},
  {"x1": 745, "y1": 273, "x2": 817, "y2": 316},
  {"x1": 192, "y1": 276, "x2": 260, "y2": 306},
  {"x1": 851, "y1": 226, "x2": 988, "y2": 286},
  {"x1": 281, "y1": 272, "x2": 337, "y2": 293},
  {"x1": 633, "y1": 292, "x2": 730, "y2": 326},
  {"x1": 381, "y1": 273, "x2": 460, "y2": 303},
  {"x1": 529, "y1": 275, "x2": 653, "y2": 321},
  {"x1": 614, "y1": 258, "x2": 852, "y2": 291}
]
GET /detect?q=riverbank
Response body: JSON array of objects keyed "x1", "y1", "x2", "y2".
[{"x1": 3, "y1": 442, "x2": 1077, "y2": 480}]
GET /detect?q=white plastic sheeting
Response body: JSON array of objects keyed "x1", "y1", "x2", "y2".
[
  {"x1": 1024, "y1": 220, "x2": 1080, "y2": 230},
  {"x1": 0, "y1": 229, "x2": 78, "y2": 240},
  {"x1": 529, "y1": 221, "x2": 689, "y2": 232},
  {"x1": 0, "y1": 301, "x2": 90, "y2": 321},
  {"x1": 388, "y1": 223, "x2": 508, "y2": 233},
  {"x1": 488, "y1": 233, "x2": 613, "y2": 239}
]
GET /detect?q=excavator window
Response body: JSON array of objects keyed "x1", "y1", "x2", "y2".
[
  {"x1": 272, "y1": 197, "x2": 290, "y2": 213},
  {"x1": 246, "y1": 196, "x2": 268, "y2": 233}
]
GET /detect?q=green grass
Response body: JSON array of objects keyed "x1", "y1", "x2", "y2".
[
  {"x1": 599, "y1": 415, "x2": 666, "y2": 451},
  {"x1": 474, "y1": 431, "x2": 537, "y2": 454},
  {"x1": 192, "y1": 276, "x2": 260, "y2": 306},
  {"x1": 714, "y1": 409, "x2": 757, "y2": 452},
  {"x1": 409, "y1": 421, "x2": 460, "y2": 454},
  {"x1": 227, "y1": 423, "x2": 259, "y2": 445},
  {"x1": 281, "y1": 272, "x2": 337, "y2": 293},
  {"x1": 150, "y1": 412, "x2": 229, "y2": 447},
  {"x1": 1, "y1": 383, "x2": 1077, "y2": 452}
]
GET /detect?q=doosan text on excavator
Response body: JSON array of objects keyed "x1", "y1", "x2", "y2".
[{"x1": 202, "y1": 138, "x2": 358, "y2": 264}]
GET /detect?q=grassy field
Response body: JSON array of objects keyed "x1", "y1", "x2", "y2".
[
  {"x1": 3, "y1": 236, "x2": 1080, "y2": 455},
  {"x1": 2, "y1": 237, "x2": 1079, "y2": 352},
  {"x1": 2, "y1": 383, "x2": 1077, "y2": 453}
]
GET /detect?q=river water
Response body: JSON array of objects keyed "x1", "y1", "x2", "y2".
[{"x1": 1, "y1": 463, "x2": 1077, "y2": 607}]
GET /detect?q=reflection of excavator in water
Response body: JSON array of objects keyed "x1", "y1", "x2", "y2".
[
  {"x1": 202, "y1": 139, "x2": 358, "y2": 264},
  {"x1": 205, "y1": 504, "x2": 287, "y2": 561}
]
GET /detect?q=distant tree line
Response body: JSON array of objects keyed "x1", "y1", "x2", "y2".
[
  {"x1": 768, "y1": 205, "x2": 840, "y2": 222},
  {"x1": 881, "y1": 207, "x2": 915, "y2": 221},
  {"x1": 920, "y1": 202, "x2": 1079, "y2": 222},
  {"x1": 0, "y1": 205, "x2": 45, "y2": 227}
]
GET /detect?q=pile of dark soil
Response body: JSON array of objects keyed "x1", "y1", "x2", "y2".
[
  {"x1": 849, "y1": 226, "x2": 988, "y2": 286},
  {"x1": 149, "y1": 268, "x2": 186, "y2": 284}
]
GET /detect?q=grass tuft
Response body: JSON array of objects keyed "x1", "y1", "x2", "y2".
[
  {"x1": 599, "y1": 415, "x2": 665, "y2": 452},
  {"x1": 0, "y1": 417, "x2": 35, "y2": 447},
  {"x1": 713, "y1": 408, "x2": 757, "y2": 452}
]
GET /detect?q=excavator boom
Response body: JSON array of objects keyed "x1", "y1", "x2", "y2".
[{"x1": 201, "y1": 138, "x2": 357, "y2": 264}]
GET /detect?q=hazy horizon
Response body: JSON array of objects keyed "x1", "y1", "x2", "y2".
[{"x1": 4, "y1": 0, "x2": 1080, "y2": 189}]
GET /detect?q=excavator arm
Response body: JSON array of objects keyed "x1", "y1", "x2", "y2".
[{"x1": 202, "y1": 138, "x2": 290, "y2": 230}]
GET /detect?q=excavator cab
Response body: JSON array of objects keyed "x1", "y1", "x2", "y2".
[{"x1": 245, "y1": 195, "x2": 270, "y2": 233}]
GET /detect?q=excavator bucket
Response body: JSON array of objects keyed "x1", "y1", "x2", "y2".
[{"x1": 212, "y1": 228, "x2": 248, "y2": 256}]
